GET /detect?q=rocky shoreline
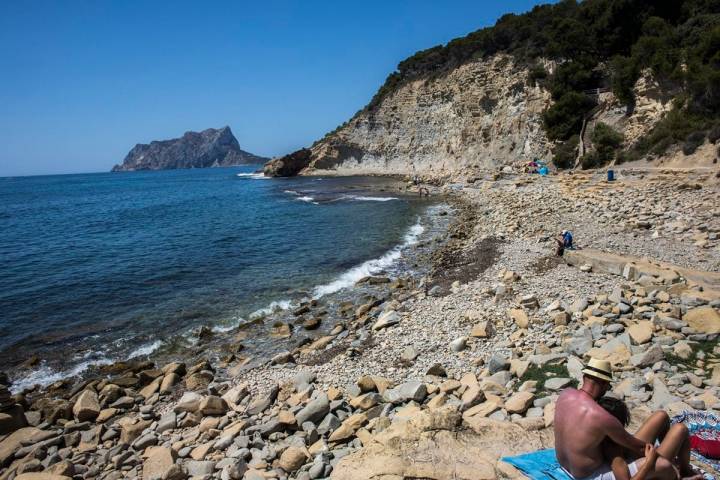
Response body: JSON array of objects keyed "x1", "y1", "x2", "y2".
[{"x1": 1, "y1": 167, "x2": 720, "y2": 480}]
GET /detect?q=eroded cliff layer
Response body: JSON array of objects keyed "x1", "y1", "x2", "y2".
[
  {"x1": 112, "y1": 126, "x2": 267, "y2": 172},
  {"x1": 267, "y1": 55, "x2": 554, "y2": 177}
]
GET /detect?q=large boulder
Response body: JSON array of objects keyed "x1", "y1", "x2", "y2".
[
  {"x1": 383, "y1": 381, "x2": 427, "y2": 404},
  {"x1": 15, "y1": 475, "x2": 72, "y2": 480},
  {"x1": 72, "y1": 390, "x2": 100, "y2": 422},
  {"x1": 0, "y1": 427, "x2": 48, "y2": 466},
  {"x1": 142, "y1": 446, "x2": 186, "y2": 480},
  {"x1": 198, "y1": 396, "x2": 228, "y2": 416},
  {"x1": 0, "y1": 404, "x2": 27, "y2": 434},
  {"x1": 263, "y1": 148, "x2": 312, "y2": 177},
  {"x1": 277, "y1": 446, "x2": 309, "y2": 472},
  {"x1": 628, "y1": 321, "x2": 654, "y2": 345},
  {"x1": 295, "y1": 393, "x2": 330, "y2": 425},
  {"x1": 372, "y1": 311, "x2": 401, "y2": 331},
  {"x1": 505, "y1": 392, "x2": 535, "y2": 414},
  {"x1": 508, "y1": 309, "x2": 529, "y2": 329},
  {"x1": 684, "y1": 306, "x2": 720, "y2": 334},
  {"x1": 120, "y1": 419, "x2": 152, "y2": 445},
  {"x1": 175, "y1": 392, "x2": 203, "y2": 413},
  {"x1": 630, "y1": 344, "x2": 665, "y2": 368}
]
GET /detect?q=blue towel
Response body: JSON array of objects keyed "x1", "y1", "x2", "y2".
[
  {"x1": 502, "y1": 449, "x2": 573, "y2": 480},
  {"x1": 503, "y1": 448, "x2": 716, "y2": 480}
]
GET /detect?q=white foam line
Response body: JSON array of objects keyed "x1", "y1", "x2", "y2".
[
  {"x1": 9, "y1": 338, "x2": 166, "y2": 393},
  {"x1": 236, "y1": 173, "x2": 267, "y2": 179},
  {"x1": 350, "y1": 196, "x2": 399, "y2": 202},
  {"x1": 128, "y1": 340, "x2": 163, "y2": 359},
  {"x1": 312, "y1": 218, "x2": 424, "y2": 298},
  {"x1": 297, "y1": 196, "x2": 319, "y2": 205},
  {"x1": 10, "y1": 357, "x2": 115, "y2": 394},
  {"x1": 249, "y1": 299, "x2": 293, "y2": 319},
  {"x1": 211, "y1": 316, "x2": 246, "y2": 333}
]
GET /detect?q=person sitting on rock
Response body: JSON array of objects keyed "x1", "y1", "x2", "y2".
[
  {"x1": 555, "y1": 236, "x2": 566, "y2": 256},
  {"x1": 561, "y1": 230, "x2": 574, "y2": 249},
  {"x1": 554, "y1": 358, "x2": 701, "y2": 480},
  {"x1": 598, "y1": 396, "x2": 702, "y2": 480},
  {"x1": 597, "y1": 396, "x2": 661, "y2": 480}
]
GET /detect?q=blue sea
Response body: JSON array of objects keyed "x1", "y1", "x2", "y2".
[{"x1": 0, "y1": 167, "x2": 444, "y2": 391}]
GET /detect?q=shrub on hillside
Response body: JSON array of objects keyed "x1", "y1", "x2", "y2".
[
  {"x1": 708, "y1": 124, "x2": 720, "y2": 144},
  {"x1": 682, "y1": 131, "x2": 706, "y2": 155},
  {"x1": 362, "y1": 0, "x2": 720, "y2": 153},
  {"x1": 552, "y1": 135, "x2": 579, "y2": 169},
  {"x1": 633, "y1": 108, "x2": 708, "y2": 157},
  {"x1": 592, "y1": 123, "x2": 624, "y2": 150},
  {"x1": 611, "y1": 56, "x2": 639, "y2": 106},
  {"x1": 615, "y1": 150, "x2": 639, "y2": 165},
  {"x1": 590, "y1": 122, "x2": 624, "y2": 165},
  {"x1": 548, "y1": 61, "x2": 602, "y2": 100},
  {"x1": 542, "y1": 92, "x2": 596, "y2": 141},
  {"x1": 580, "y1": 151, "x2": 602, "y2": 170},
  {"x1": 527, "y1": 63, "x2": 548, "y2": 86}
]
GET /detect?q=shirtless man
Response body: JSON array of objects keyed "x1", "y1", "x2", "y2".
[{"x1": 555, "y1": 358, "x2": 699, "y2": 480}]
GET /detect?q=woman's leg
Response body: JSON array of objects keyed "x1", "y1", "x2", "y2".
[
  {"x1": 655, "y1": 424, "x2": 697, "y2": 478},
  {"x1": 634, "y1": 411, "x2": 670, "y2": 446}
]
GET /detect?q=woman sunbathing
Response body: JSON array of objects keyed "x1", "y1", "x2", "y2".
[{"x1": 598, "y1": 397, "x2": 703, "y2": 480}]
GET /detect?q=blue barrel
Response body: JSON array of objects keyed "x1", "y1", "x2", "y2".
[{"x1": 607, "y1": 169, "x2": 615, "y2": 181}]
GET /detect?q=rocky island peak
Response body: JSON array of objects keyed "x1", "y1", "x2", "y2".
[{"x1": 112, "y1": 126, "x2": 267, "y2": 172}]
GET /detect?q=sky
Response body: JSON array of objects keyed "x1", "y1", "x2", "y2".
[{"x1": 0, "y1": 0, "x2": 553, "y2": 177}]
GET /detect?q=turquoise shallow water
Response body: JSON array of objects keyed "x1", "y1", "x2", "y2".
[{"x1": 0, "y1": 167, "x2": 436, "y2": 389}]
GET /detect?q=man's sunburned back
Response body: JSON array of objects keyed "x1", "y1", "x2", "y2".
[{"x1": 555, "y1": 388, "x2": 609, "y2": 477}]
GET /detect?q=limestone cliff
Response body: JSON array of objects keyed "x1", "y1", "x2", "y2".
[
  {"x1": 266, "y1": 55, "x2": 554, "y2": 177},
  {"x1": 264, "y1": 56, "x2": 698, "y2": 178},
  {"x1": 112, "y1": 126, "x2": 267, "y2": 172},
  {"x1": 261, "y1": 0, "x2": 720, "y2": 177}
]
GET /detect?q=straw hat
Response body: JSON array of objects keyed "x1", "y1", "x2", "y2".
[{"x1": 582, "y1": 358, "x2": 613, "y2": 382}]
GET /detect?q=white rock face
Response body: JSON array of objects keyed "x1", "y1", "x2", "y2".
[
  {"x1": 305, "y1": 54, "x2": 554, "y2": 176},
  {"x1": 291, "y1": 56, "x2": 676, "y2": 177}
]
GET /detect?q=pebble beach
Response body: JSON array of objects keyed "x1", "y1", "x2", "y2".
[{"x1": 2, "y1": 166, "x2": 720, "y2": 480}]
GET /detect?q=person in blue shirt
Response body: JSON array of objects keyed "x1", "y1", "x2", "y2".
[{"x1": 555, "y1": 230, "x2": 574, "y2": 256}]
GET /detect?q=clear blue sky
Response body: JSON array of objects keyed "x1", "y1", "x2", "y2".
[{"x1": 0, "y1": 0, "x2": 551, "y2": 177}]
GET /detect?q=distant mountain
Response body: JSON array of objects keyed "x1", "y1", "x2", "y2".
[{"x1": 111, "y1": 126, "x2": 267, "y2": 171}]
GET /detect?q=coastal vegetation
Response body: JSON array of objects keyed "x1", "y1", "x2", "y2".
[
  {"x1": 365, "y1": 0, "x2": 720, "y2": 167},
  {"x1": 581, "y1": 122, "x2": 624, "y2": 169}
]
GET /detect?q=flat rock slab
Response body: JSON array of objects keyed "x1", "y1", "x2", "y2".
[
  {"x1": 544, "y1": 378, "x2": 573, "y2": 391},
  {"x1": 684, "y1": 306, "x2": 720, "y2": 334},
  {"x1": 565, "y1": 249, "x2": 720, "y2": 296},
  {"x1": 15, "y1": 475, "x2": 72, "y2": 480},
  {"x1": 331, "y1": 408, "x2": 553, "y2": 480},
  {"x1": 0, "y1": 427, "x2": 46, "y2": 466}
]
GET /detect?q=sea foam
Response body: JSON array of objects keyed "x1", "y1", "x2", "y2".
[
  {"x1": 10, "y1": 357, "x2": 115, "y2": 394},
  {"x1": 249, "y1": 299, "x2": 293, "y2": 319},
  {"x1": 128, "y1": 340, "x2": 163, "y2": 359},
  {"x1": 297, "y1": 196, "x2": 319, "y2": 205},
  {"x1": 10, "y1": 339, "x2": 165, "y2": 393},
  {"x1": 312, "y1": 219, "x2": 424, "y2": 298},
  {"x1": 236, "y1": 173, "x2": 267, "y2": 179},
  {"x1": 350, "y1": 196, "x2": 399, "y2": 202}
]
